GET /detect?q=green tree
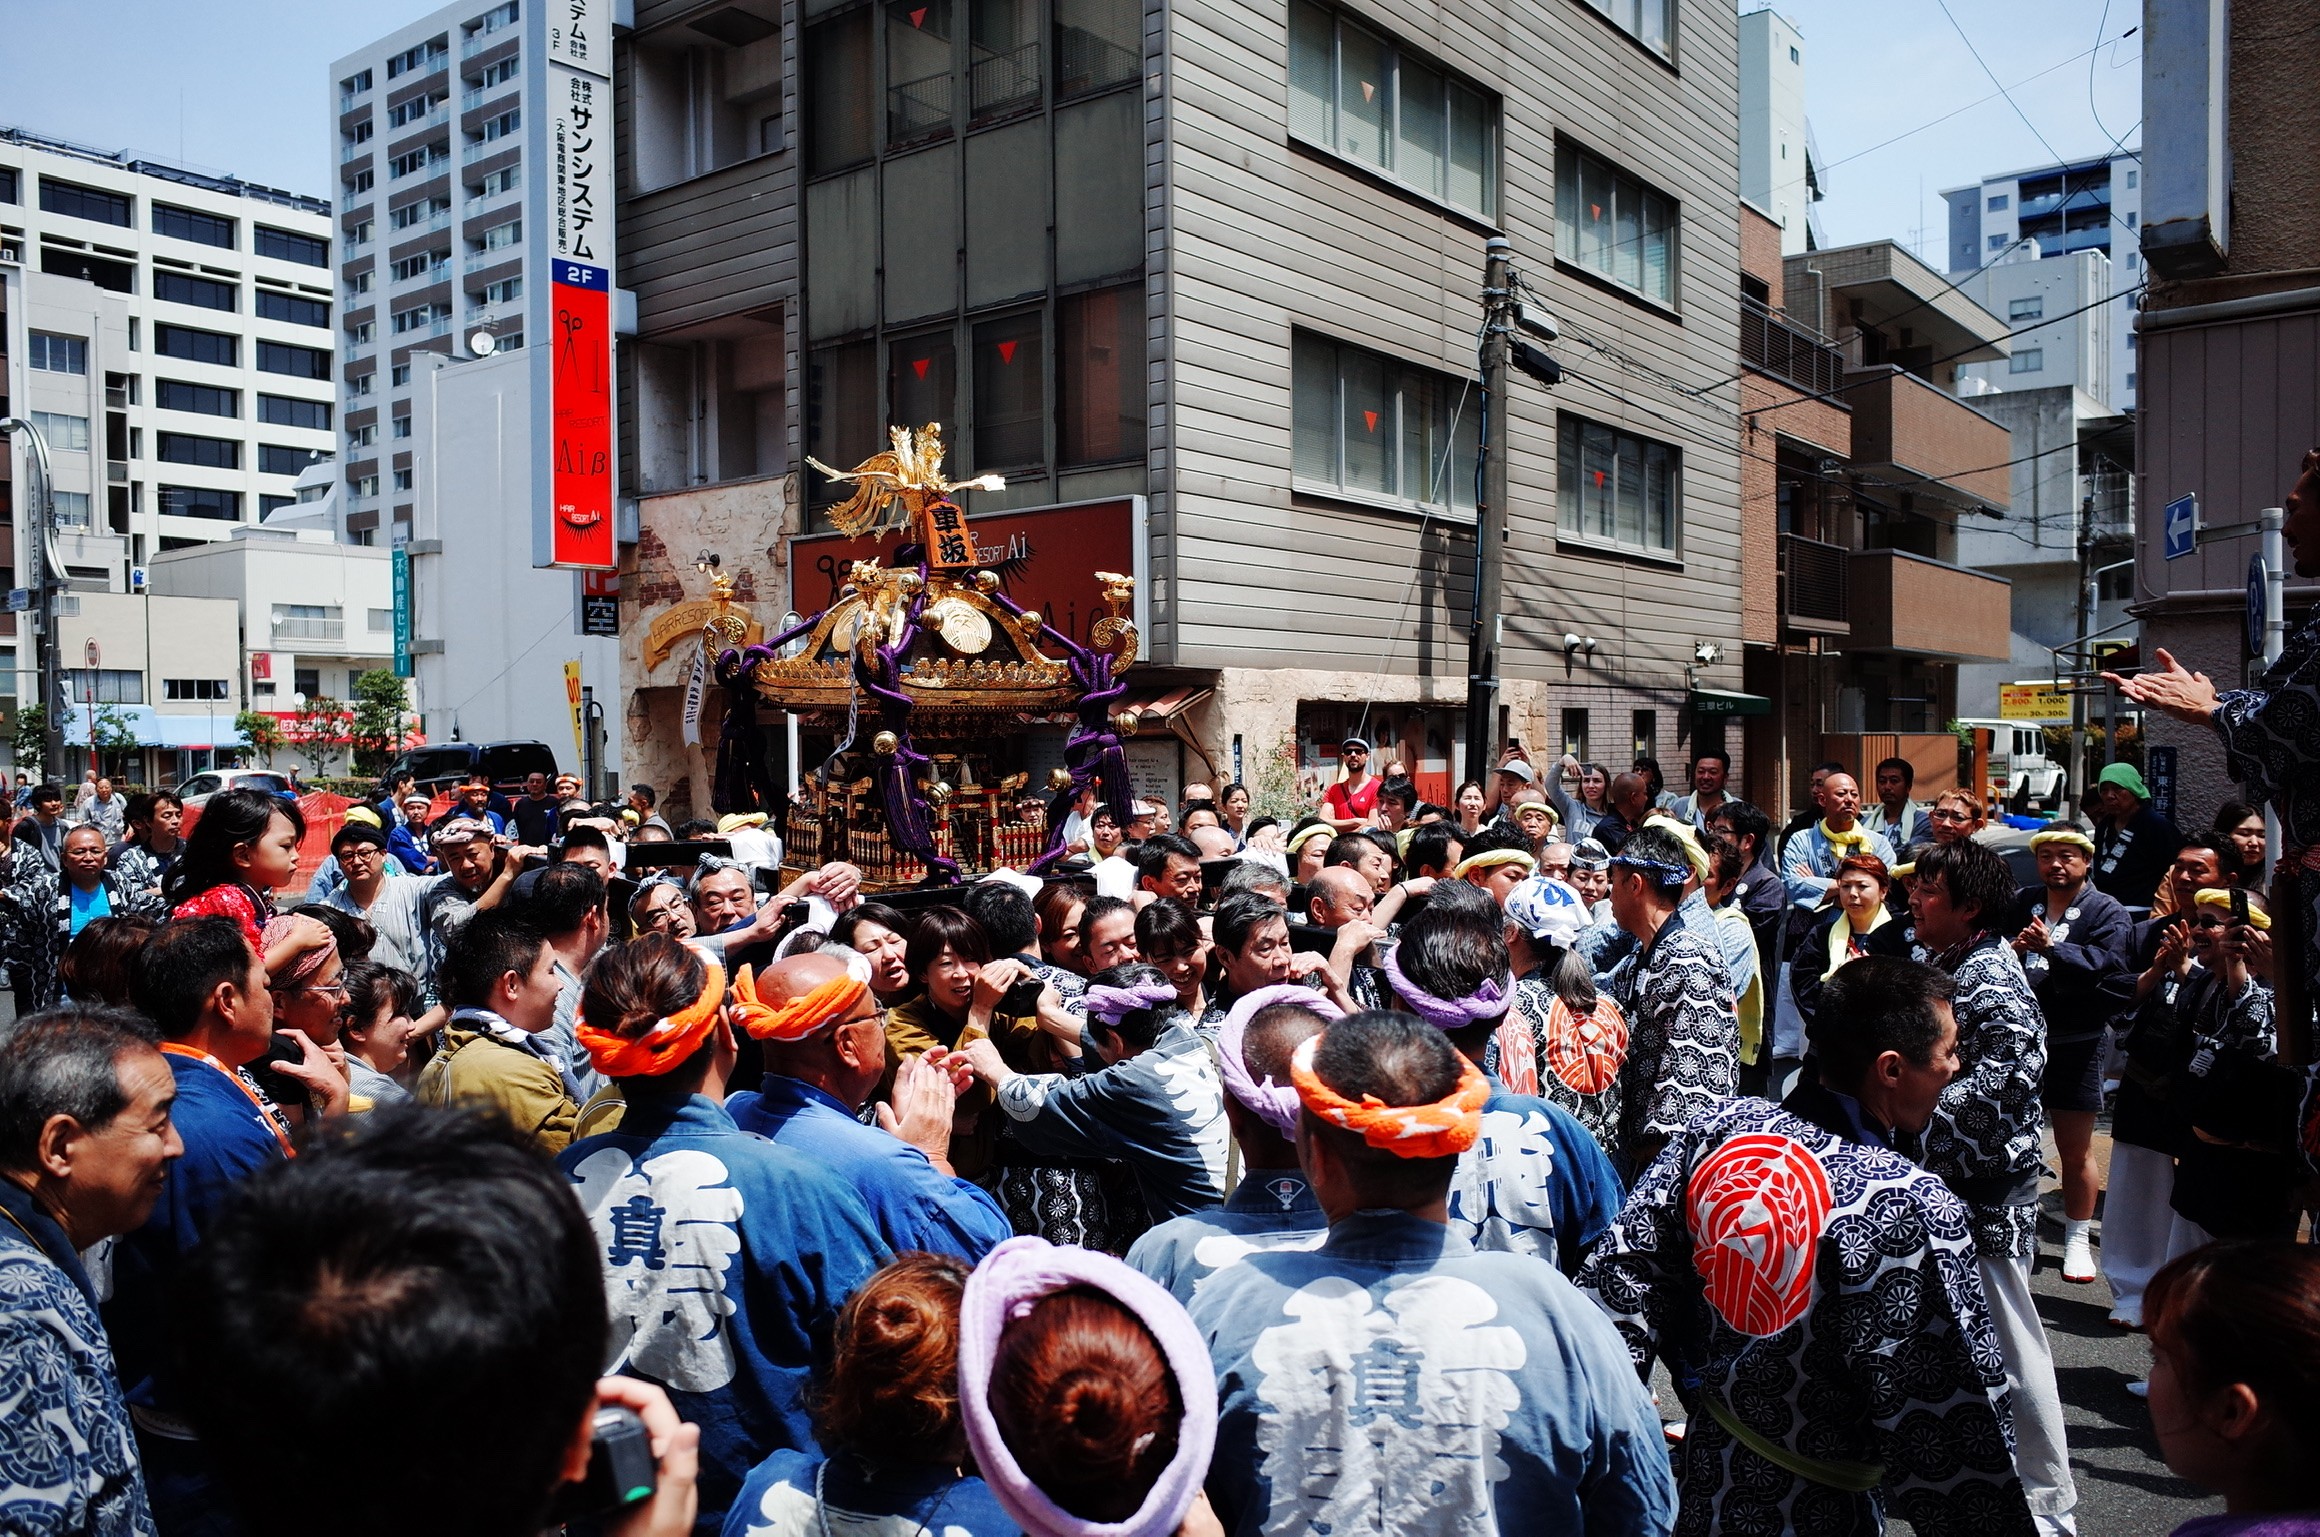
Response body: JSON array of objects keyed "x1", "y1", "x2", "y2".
[
  {"x1": 289, "y1": 696, "x2": 352, "y2": 775},
  {"x1": 347, "y1": 669, "x2": 411, "y2": 776},
  {"x1": 235, "y1": 709, "x2": 284, "y2": 767},
  {"x1": 11, "y1": 704, "x2": 44, "y2": 778}
]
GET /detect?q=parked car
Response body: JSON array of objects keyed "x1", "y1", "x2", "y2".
[
  {"x1": 174, "y1": 768, "x2": 298, "y2": 811},
  {"x1": 382, "y1": 740, "x2": 559, "y2": 796}
]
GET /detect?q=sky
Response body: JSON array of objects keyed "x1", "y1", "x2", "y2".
[{"x1": 0, "y1": 0, "x2": 2141, "y2": 266}]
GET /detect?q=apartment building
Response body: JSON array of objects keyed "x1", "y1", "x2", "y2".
[
  {"x1": 0, "y1": 128, "x2": 339, "y2": 562},
  {"x1": 1943, "y1": 149, "x2": 2142, "y2": 413},
  {"x1": 329, "y1": 0, "x2": 533, "y2": 547},
  {"x1": 1737, "y1": 7, "x2": 1824, "y2": 256},
  {"x1": 616, "y1": 0, "x2": 1748, "y2": 821}
]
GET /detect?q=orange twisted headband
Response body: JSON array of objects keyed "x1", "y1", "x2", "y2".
[
  {"x1": 1287, "y1": 1034, "x2": 1489, "y2": 1158},
  {"x1": 575, "y1": 963, "x2": 727, "y2": 1078},
  {"x1": 728, "y1": 964, "x2": 872, "y2": 1042}
]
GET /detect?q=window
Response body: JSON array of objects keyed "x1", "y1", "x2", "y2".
[
  {"x1": 478, "y1": 276, "x2": 522, "y2": 305},
  {"x1": 1579, "y1": 0, "x2": 1670, "y2": 59},
  {"x1": 40, "y1": 247, "x2": 134, "y2": 293},
  {"x1": 347, "y1": 271, "x2": 374, "y2": 296},
  {"x1": 1988, "y1": 233, "x2": 2008, "y2": 251},
  {"x1": 2127, "y1": 332, "x2": 2137, "y2": 351},
  {"x1": 476, "y1": 109, "x2": 521, "y2": 148},
  {"x1": 1560, "y1": 708, "x2": 1589, "y2": 760},
  {"x1": 1055, "y1": 0, "x2": 1138, "y2": 96},
  {"x1": 2127, "y1": 252, "x2": 2138, "y2": 270},
  {"x1": 1292, "y1": 331, "x2": 1479, "y2": 512},
  {"x1": 362, "y1": 607, "x2": 391, "y2": 633},
  {"x1": 159, "y1": 485, "x2": 243, "y2": 520},
  {"x1": 886, "y1": 328, "x2": 958, "y2": 442},
  {"x1": 152, "y1": 202, "x2": 237, "y2": 251},
  {"x1": 256, "y1": 290, "x2": 331, "y2": 327},
  {"x1": 806, "y1": 341, "x2": 877, "y2": 504},
  {"x1": 388, "y1": 94, "x2": 443, "y2": 128},
  {"x1": 294, "y1": 668, "x2": 322, "y2": 698},
  {"x1": 260, "y1": 494, "x2": 296, "y2": 517},
  {"x1": 1555, "y1": 142, "x2": 1676, "y2": 306},
  {"x1": 392, "y1": 414, "x2": 412, "y2": 438},
  {"x1": 30, "y1": 412, "x2": 91, "y2": 452},
  {"x1": 888, "y1": 0, "x2": 955, "y2": 146},
  {"x1": 255, "y1": 226, "x2": 330, "y2": 266},
  {"x1": 349, "y1": 373, "x2": 375, "y2": 397},
  {"x1": 258, "y1": 341, "x2": 332, "y2": 379},
  {"x1": 392, "y1": 364, "x2": 412, "y2": 386},
  {"x1": 259, "y1": 444, "x2": 316, "y2": 476},
  {"x1": 473, "y1": 56, "x2": 520, "y2": 92},
  {"x1": 391, "y1": 304, "x2": 446, "y2": 334},
  {"x1": 159, "y1": 380, "x2": 239, "y2": 417},
  {"x1": 2007, "y1": 296, "x2": 2043, "y2": 322},
  {"x1": 1556, "y1": 413, "x2": 1679, "y2": 555},
  {"x1": 1632, "y1": 709, "x2": 1657, "y2": 763},
  {"x1": 164, "y1": 679, "x2": 231, "y2": 701},
  {"x1": 471, "y1": 1, "x2": 519, "y2": 35},
  {"x1": 2126, "y1": 168, "x2": 2138, "y2": 189},
  {"x1": 388, "y1": 39, "x2": 447, "y2": 78},
  {"x1": 972, "y1": 311, "x2": 1045, "y2": 472},
  {"x1": 49, "y1": 492, "x2": 92, "y2": 529},
  {"x1": 2127, "y1": 211, "x2": 2138, "y2": 229},
  {"x1": 0, "y1": 166, "x2": 14, "y2": 203},
  {"x1": 155, "y1": 271, "x2": 238, "y2": 312},
  {"x1": 157, "y1": 431, "x2": 239, "y2": 468},
  {"x1": 348, "y1": 219, "x2": 375, "y2": 245},
  {"x1": 259, "y1": 394, "x2": 331, "y2": 430},
  {"x1": 631, "y1": 29, "x2": 784, "y2": 191},
  {"x1": 2009, "y1": 347, "x2": 2043, "y2": 373},
  {"x1": 972, "y1": 0, "x2": 1040, "y2": 120},
  {"x1": 62, "y1": 670, "x2": 145, "y2": 705},
  {"x1": 390, "y1": 198, "x2": 449, "y2": 229},
  {"x1": 1288, "y1": 2, "x2": 1497, "y2": 219},
  {"x1": 471, "y1": 165, "x2": 521, "y2": 199},
  {"x1": 1788, "y1": 44, "x2": 1799, "y2": 63},
  {"x1": 2126, "y1": 372, "x2": 2136, "y2": 390},
  {"x1": 341, "y1": 68, "x2": 373, "y2": 96},
  {"x1": 1987, "y1": 193, "x2": 2009, "y2": 212},
  {"x1": 392, "y1": 468, "x2": 413, "y2": 491},
  {"x1": 805, "y1": 10, "x2": 875, "y2": 174},
  {"x1": 349, "y1": 423, "x2": 379, "y2": 447},
  {"x1": 480, "y1": 219, "x2": 522, "y2": 250},
  {"x1": 352, "y1": 474, "x2": 380, "y2": 497},
  {"x1": 349, "y1": 120, "x2": 376, "y2": 146},
  {"x1": 39, "y1": 176, "x2": 132, "y2": 227},
  {"x1": 388, "y1": 146, "x2": 446, "y2": 180},
  {"x1": 1058, "y1": 283, "x2": 1144, "y2": 467},
  {"x1": 29, "y1": 332, "x2": 88, "y2": 374},
  {"x1": 390, "y1": 249, "x2": 445, "y2": 282}
]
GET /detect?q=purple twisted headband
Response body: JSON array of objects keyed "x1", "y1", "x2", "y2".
[
  {"x1": 960, "y1": 1237, "x2": 1217, "y2": 1537},
  {"x1": 1081, "y1": 981, "x2": 1182, "y2": 1027},
  {"x1": 1380, "y1": 942, "x2": 1514, "y2": 1031},
  {"x1": 1217, "y1": 984, "x2": 1344, "y2": 1136}
]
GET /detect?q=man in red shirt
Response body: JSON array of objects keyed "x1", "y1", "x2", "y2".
[{"x1": 1321, "y1": 736, "x2": 1381, "y2": 831}]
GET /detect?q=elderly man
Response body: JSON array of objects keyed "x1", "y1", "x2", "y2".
[
  {"x1": 1579, "y1": 957, "x2": 2037, "y2": 1536},
  {"x1": 728, "y1": 951, "x2": 1007, "y2": 1260},
  {"x1": 415, "y1": 817, "x2": 530, "y2": 993},
  {"x1": 5, "y1": 823, "x2": 163, "y2": 1009},
  {"x1": 71, "y1": 777, "x2": 128, "y2": 844},
  {"x1": 1190, "y1": 1011, "x2": 1675, "y2": 1535},
  {"x1": 1779, "y1": 769, "x2": 1895, "y2": 905},
  {"x1": 0, "y1": 1007, "x2": 182, "y2": 1536},
  {"x1": 2011, "y1": 827, "x2": 2135, "y2": 1284}
]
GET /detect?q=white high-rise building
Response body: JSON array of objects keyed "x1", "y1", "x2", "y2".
[
  {"x1": 328, "y1": 0, "x2": 531, "y2": 550},
  {"x1": 1943, "y1": 151, "x2": 2142, "y2": 411},
  {"x1": 0, "y1": 127, "x2": 339, "y2": 560},
  {"x1": 1738, "y1": 7, "x2": 1825, "y2": 255},
  {"x1": 1954, "y1": 247, "x2": 2114, "y2": 410}
]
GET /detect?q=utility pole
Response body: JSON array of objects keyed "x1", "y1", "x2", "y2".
[
  {"x1": 1465, "y1": 238, "x2": 1514, "y2": 787},
  {"x1": 0, "y1": 418, "x2": 65, "y2": 775}
]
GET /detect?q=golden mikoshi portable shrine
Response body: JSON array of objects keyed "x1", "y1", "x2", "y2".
[{"x1": 710, "y1": 424, "x2": 1142, "y2": 888}]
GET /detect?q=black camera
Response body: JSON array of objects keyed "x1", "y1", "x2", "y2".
[{"x1": 544, "y1": 1406, "x2": 657, "y2": 1524}]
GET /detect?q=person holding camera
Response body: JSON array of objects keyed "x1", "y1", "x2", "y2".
[{"x1": 176, "y1": 1106, "x2": 703, "y2": 1537}]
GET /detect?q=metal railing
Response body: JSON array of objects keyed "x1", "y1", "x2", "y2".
[
  {"x1": 971, "y1": 42, "x2": 1041, "y2": 117},
  {"x1": 272, "y1": 616, "x2": 344, "y2": 641},
  {"x1": 1741, "y1": 298, "x2": 1845, "y2": 396},
  {"x1": 463, "y1": 137, "x2": 517, "y2": 163},
  {"x1": 340, "y1": 140, "x2": 373, "y2": 163},
  {"x1": 389, "y1": 103, "x2": 450, "y2": 134},
  {"x1": 463, "y1": 246, "x2": 518, "y2": 271},
  {"x1": 1056, "y1": 28, "x2": 1140, "y2": 95},
  {"x1": 888, "y1": 72, "x2": 953, "y2": 142},
  {"x1": 1779, "y1": 532, "x2": 1850, "y2": 627},
  {"x1": 464, "y1": 177, "x2": 518, "y2": 209},
  {"x1": 389, "y1": 207, "x2": 452, "y2": 235}
]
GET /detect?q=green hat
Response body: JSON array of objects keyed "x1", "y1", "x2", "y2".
[{"x1": 2095, "y1": 762, "x2": 2150, "y2": 800}]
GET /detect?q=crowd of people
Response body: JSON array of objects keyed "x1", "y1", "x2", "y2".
[{"x1": 0, "y1": 737, "x2": 2314, "y2": 1537}]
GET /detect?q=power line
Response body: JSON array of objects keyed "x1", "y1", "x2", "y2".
[{"x1": 1817, "y1": 33, "x2": 2127, "y2": 175}]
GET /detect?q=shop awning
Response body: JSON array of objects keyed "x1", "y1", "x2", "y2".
[
  {"x1": 1690, "y1": 688, "x2": 1772, "y2": 718},
  {"x1": 59, "y1": 707, "x2": 246, "y2": 749},
  {"x1": 1117, "y1": 686, "x2": 1218, "y2": 778}
]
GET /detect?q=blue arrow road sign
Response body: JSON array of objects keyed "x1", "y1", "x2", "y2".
[{"x1": 2163, "y1": 495, "x2": 2198, "y2": 561}]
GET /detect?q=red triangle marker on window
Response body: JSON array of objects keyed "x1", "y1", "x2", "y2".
[
  {"x1": 1363, "y1": 409, "x2": 1379, "y2": 433},
  {"x1": 912, "y1": 358, "x2": 930, "y2": 379},
  {"x1": 1593, "y1": 470, "x2": 1606, "y2": 488},
  {"x1": 997, "y1": 340, "x2": 1017, "y2": 364},
  {"x1": 910, "y1": 7, "x2": 928, "y2": 25},
  {"x1": 1590, "y1": 203, "x2": 1602, "y2": 220}
]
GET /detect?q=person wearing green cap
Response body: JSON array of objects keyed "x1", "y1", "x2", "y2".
[{"x1": 2086, "y1": 761, "x2": 2185, "y2": 909}]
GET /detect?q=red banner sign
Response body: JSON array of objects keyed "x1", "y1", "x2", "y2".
[
  {"x1": 789, "y1": 497, "x2": 1143, "y2": 646},
  {"x1": 549, "y1": 260, "x2": 614, "y2": 569}
]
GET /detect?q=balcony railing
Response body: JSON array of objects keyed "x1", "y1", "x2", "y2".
[
  {"x1": 971, "y1": 42, "x2": 1041, "y2": 118},
  {"x1": 464, "y1": 246, "x2": 518, "y2": 272},
  {"x1": 462, "y1": 81, "x2": 518, "y2": 111},
  {"x1": 107, "y1": 460, "x2": 128, "y2": 484},
  {"x1": 1741, "y1": 298, "x2": 1845, "y2": 397},
  {"x1": 1779, "y1": 532, "x2": 1850, "y2": 633},
  {"x1": 389, "y1": 208, "x2": 452, "y2": 236},
  {"x1": 273, "y1": 617, "x2": 344, "y2": 641},
  {"x1": 390, "y1": 103, "x2": 450, "y2": 134},
  {"x1": 889, "y1": 71, "x2": 954, "y2": 142},
  {"x1": 105, "y1": 385, "x2": 129, "y2": 409},
  {"x1": 463, "y1": 137, "x2": 518, "y2": 163},
  {"x1": 340, "y1": 140, "x2": 373, "y2": 163},
  {"x1": 460, "y1": 28, "x2": 510, "y2": 57}
]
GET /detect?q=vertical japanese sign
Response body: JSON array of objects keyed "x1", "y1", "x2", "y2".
[
  {"x1": 564, "y1": 661, "x2": 585, "y2": 759},
  {"x1": 391, "y1": 548, "x2": 413, "y2": 679},
  {"x1": 532, "y1": 0, "x2": 616, "y2": 570},
  {"x1": 576, "y1": 568, "x2": 620, "y2": 636}
]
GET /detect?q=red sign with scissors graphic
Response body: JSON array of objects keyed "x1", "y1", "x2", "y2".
[{"x1": 550, "y1": 259, "x2": 614, "y2": 569}]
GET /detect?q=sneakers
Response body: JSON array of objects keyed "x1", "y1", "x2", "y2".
[{"x1": 2061, "y1": 1219, "x2": 2098, "y2": 1284}]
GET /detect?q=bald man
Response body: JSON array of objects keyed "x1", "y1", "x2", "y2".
[
  {"x1": 1306, "y1": 866, "x2": 1387, "y2": 1012},
  {"x1": 1593, "y1": 771, "x2": 1653, "y2": 855},
  {"x1": 725, "y1": 952, "x2": 1009, "y2": 1262},
  {"x1": 1780, "y1": 771, "x2": 1896, "y2": 904}
]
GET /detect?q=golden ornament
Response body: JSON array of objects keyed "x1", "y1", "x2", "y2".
[{"x1": 872, "y1": 731, "x2": 900, "y2": 756}]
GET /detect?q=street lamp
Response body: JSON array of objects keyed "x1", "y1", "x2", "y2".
[{"x1": 0, "y1": 416, "x2": 66, "y2": 774}]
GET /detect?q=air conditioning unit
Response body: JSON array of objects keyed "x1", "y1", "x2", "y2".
[{"x1": 129, "y1": 566, "x2": 149, "y2": 593}]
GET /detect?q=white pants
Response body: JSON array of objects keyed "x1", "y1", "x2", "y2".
[
  {"x1": 1981, "y1": 1251, "x2": 2078, "y2": 1536},
  {"x1": 2098, "y1": 1143, "x2": 2211, "y2": 1326}
]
